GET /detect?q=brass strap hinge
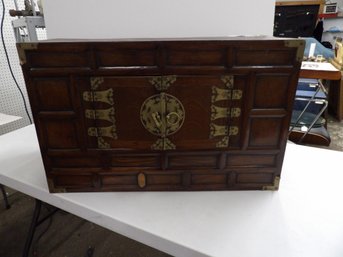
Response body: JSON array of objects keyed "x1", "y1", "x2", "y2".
[
  {"x1": 88, "y1": 126, "x2": 118, "y2": 139},
  {"x1": 83, "y1": 88, "x2": 114, "y2": 105},
  {"x1": 85, "y1": 108, "x2": 115, "y2": 122},
  {"x1": 212, "y1": 87, "x2": 243, "y2": 102}
]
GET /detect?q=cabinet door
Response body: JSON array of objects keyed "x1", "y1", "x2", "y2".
[
  {"x1": 80, "y1": 75, "x2": 244, "y2": 151},
  {"x1": 81, "y1": 76, "x2": 157, "y2": 150},
  {"x1": 163, "y1": 75, "x2": 244, "y2": 150}
]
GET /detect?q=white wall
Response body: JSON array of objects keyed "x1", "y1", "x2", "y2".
[
  {"x1": 44, "y1": 0, "x2": 276, "y2": 39},
  {"x1": 0, "y1": 0, "x2": 31, "y2": 135}
]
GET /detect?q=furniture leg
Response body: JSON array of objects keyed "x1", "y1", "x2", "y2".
[
  {"x1": 22, "y1": 199, "x2": 42, "y2": 257},
  {"x1": 22, "y1": 199, "x2": 59, "y2": 257},
  {"x1": 0, "y1": 184, "x2": 10, "y2": 209}
]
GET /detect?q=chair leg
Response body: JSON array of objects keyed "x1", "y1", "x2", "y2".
[{"x1": 0, "y1": 184, "x2": 10, "y2": 209}]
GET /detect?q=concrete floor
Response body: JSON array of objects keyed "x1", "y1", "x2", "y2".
[{"x1": 0, "y1": 191, "x2": 172, "y2": 257}]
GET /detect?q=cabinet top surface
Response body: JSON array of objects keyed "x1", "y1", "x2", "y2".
[{"x1": 17, "y1": 36, "x2": 303, "y2": 44}]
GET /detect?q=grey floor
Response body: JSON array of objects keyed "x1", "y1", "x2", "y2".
[
  {"x1": 0, "y1": 190, "x2": 172, "y2": 257},
  {"x1": 0, "y1": 117, "x2": 342, "y2": 257}
]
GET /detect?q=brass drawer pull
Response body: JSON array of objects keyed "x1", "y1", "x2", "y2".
[
  {"x1": 138, "y1": 173, "x2": 146, "y2": 188},
  {"x1": 152, "y1": 112, "x2": 162, "y2": 128}
]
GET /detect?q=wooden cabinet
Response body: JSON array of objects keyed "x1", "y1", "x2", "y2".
[{"x1": 18, "y1": 38, "x2": 304, "y2": 192}]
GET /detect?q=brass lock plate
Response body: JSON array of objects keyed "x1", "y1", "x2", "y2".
[{"x1": 140, "y1": 93, "x2": 185, "y2": 137}]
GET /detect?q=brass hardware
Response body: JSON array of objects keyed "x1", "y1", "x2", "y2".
[
  {"x1": 137, "y1": 173, "x2": 146, "y2": 188},
  {"x1": 285, "y1": 40, "x2": 305, "y2": 62},
  {"x1": 229, "y1": 126, "x2": 239, "y2": 136},
  {"x1": 211, "y1": 106, "x2": 241, "y2": 120},
  {"x1": 212, "y1": 87, "x2": 243, "y2": 102},
  {"x1": 85, "y1": 108, "x2": 115, "y2": 123},
  {"x1": 216, "y1": 136, "x2": 229, "y2": 148},
  {"x1": 140, "y1": 93, "x2": 185, "y2": 137},
  {"x1": 90, "y1": 77, "x2": 104, "y2": 90},
  {"x1": 88, "y1": 125, "x2": 118, "y2": 139},
  {"x1": 151, "y1": 138, "x2": 176, "y2": 150},
  {"x1": 211, "y1": 106, "x2": 230, "y2": 120},
  {"x1": 83, "y1": 89, "x2": 114, "y2": 105},
  {"x1": 212, "y1": 87, "x2": 229, "y2": 102},
  {"x1": 210, "y1": 124, "x2": 228, "y2": 138},
  {"x1": 221, "y1": 75, "x2": 234, "y2": 89},
  {"x1": 210, "y1": 124, "x2": 239, "y2": 138},
  {"x1": 84, "y1": 79, "x2": 117, "y2": 149},
  {"x1": 166, "y1": 112, "x2": 180, "y2": 126},
  {"x1": 151, "y1": 138, "x2": 164, "y2": 150},
  {"x1": 152, "y1": 112, "x2": 162, "y2": 128},
  {"x1": 231, "y1": 107, "x2": 241, "y2": 118},
  {"x1": 210, "y1": 75, "x2": 241, "y2": 148},
  {"x1": 232, "y1": 90, "x2": 243, "y2": 100},
  {"x1": 17, "y1": 43, "x2": 38, "y2": 65},
  {"x1": 97, "y1": 137, "x2": 110, "y2": 149},
  {"x1": 163, "y1": 138, "x2": 176, "y2": 150},
  {"x1": 262, "y1": 176, "x2": 280, "y2": 191},
  {"x1": 47, "y1": 178, "x2": 67, "y2": 193},
  {"x1": 149, "y1": 75, "x2": 177, "y2": 91}
]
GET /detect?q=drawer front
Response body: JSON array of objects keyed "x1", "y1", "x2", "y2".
[{"x1": 49, "y1": 168, "x2": 278, "y2": 192}]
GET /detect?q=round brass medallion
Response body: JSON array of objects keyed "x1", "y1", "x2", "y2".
[{"x1": 140, "y1": 93, "x2": 185, "y2": 137}]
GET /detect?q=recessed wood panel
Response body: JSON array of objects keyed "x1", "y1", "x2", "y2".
[
  {"x1": 236, "y1": 173, "x2": 273, "y2": 184},
  {"x1": 111, "y1": 155, "x2": 160, "y2": 167},
  {"x1": 166, "y1": 49, "x2": 224, "y2": 66},
  {"x1": 44, "y1": 121, "x2": 79, "y2": 149},
  {"x1": 147, "y1": 174, "x2": 181, "y2": 185},
  {"x1": 50, "y1": 157, "x2": 102, "y2": 168},
  {"x1": 168, "y1": 155, "x2": 218, "y2": 169},
  {"x1": 54, "y1": 175, "x2": 93, "y2": 187},
  {"x1": 234, "y1": 49, "x2": 295, "y2": 66},
  {"x1": 101, "y1": 175, "x2": 137, "y2": 185},
  {"x1": 35, "y1": 79, "x2": 72, "y2": 110},
  {"x1": 249, "y1": 118, "x2": 282, "y2": 147},
  {"x1": 226, "y1": 154, "x2": 276, "y2": 167},
  {"x1": 254, "y1": 75, "x2": 290, "y2": 108},
  {"x1": 192, "y1": 174, "x2": 227, "y2": 185},
  {"x1": 97, "y1": 49, "x2": 157, "y2": 67},
  {"x1": 28, "y1": 52, "x2": 89, "y2": 68}
]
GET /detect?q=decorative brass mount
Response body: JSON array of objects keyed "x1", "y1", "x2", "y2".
[
  {"x1": 262, "y1": 176, "x2": 280, "y2": 191},
  {"x1": 84, "y1": 77, "x2": 117, "y2": 149},
  {"x1": 139, "y1": 75, "x2": 184, "y2": 150},
  {"x1": 210, "y1": 75, "x2": 242, "y2": 148},
  {"x1": 284, "y1": 40, "x2": 305, "y2": 62},
  {"x1": 140, "y1": 93, "x2": 185, "y2": 137},
  {"x1": 140, "y1": 92, "x2": 185, "y2": 150},
  {"x1": 17, "y1": 43, "x2": 38, "y2": 64}
]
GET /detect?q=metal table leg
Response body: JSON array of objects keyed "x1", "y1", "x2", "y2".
[
  {"x1": 0, "y1": 184, "x2": 10, "y2": 209},
  {"x1": 22, "y1": 199, "x2": 59, "y2": 257}
]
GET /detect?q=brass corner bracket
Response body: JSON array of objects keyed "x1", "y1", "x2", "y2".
[{"x1": 262, "y1": 176, "x2": 280, "y2": 191}]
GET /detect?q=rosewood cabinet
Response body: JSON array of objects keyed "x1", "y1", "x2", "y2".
[{"x1": 18, "y1": 38, "x2": 304, "y2": 192}]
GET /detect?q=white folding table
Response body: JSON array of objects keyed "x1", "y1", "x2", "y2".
[{"x1": 1, "y1": 125, "x2": 343, "y2": 257}]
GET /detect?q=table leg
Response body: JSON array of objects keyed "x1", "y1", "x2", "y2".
[
  {"x1": 22, "y1": 199, "x2": 42, "y2": 257},
  {"x1": 22, "y1": 199, "x2": 59, "y2": 257},
  {"x1": 0, "y1": 184, "x2": 10, "y2": 209}
]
